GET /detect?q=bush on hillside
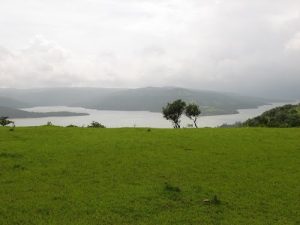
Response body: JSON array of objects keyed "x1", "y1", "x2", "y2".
[
  {"x1": 66, "y1": 124, "x2": 78, "y2": 128},
  {"x1": 88, "y1": 121, "x2": 106, "y2": 128}
]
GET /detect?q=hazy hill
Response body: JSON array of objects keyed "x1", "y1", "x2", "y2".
[
  {"x1": 0, "y1": 88, "x2": 121, "y2": 106},
  {"x1": 0, "y1": 87, "x2": 270, "y2": 115},
  {"x1": 0, "y1": 96, "x2": 31, "y2": 108},
  {"x1": 81, "y1": 87, "x2": 269, "y2": 115},
  {"x1": 244, "y1": 103, "x2": 300, "y2": 127},
  {"x1": 0, "y1": 106, "x2": 88, "y2": 119}
]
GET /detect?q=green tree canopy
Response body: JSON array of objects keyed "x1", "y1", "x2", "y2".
[
  {"x1": 244, "y1": 104, "x2": 300, "y2": 127},
  {"x1": 0, "y1": 117, "x2": 13, "y2": 127},
  {"x1": 185, "y1": 103, "x2": 201, "y2": 128},
  {"x1": 88, "y1": 121, "x2": 106, "y2": 128},
  {"x1": 162, "y1": 99, "x2": 186, "y2": 128}
]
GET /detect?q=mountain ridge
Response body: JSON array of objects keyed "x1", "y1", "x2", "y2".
[{"x1": 0, "y1": 87, "x2": 274, "y2": 115}]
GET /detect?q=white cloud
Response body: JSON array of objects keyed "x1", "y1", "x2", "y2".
[
  {"x1": 0, "y1": 0, "x2": 300, "y2": 98},
  {"x1": 286, "y1": 32, "x2": 300, "y2": 51},
  {"x1": 0, "y1": 35, "x2": 120, "y2": 87}
]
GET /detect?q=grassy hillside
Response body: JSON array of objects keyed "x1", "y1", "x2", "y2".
[{"x1": 0, "y1": 127, "x2": 299, "y2": 225}]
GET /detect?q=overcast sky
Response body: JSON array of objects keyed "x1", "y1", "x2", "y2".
[{"x1": 0, "y1": 0, "x2": 300, "y2": 98}]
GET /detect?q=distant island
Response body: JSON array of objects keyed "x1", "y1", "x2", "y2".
[{"x1": 0, "y1": 106, "x2": 89, "y2": 119}]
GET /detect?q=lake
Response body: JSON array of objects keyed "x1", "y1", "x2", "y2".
[{"x1": 12, "y1": 101, "x2": 298, "y2": 128}]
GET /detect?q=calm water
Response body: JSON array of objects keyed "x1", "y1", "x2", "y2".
[{"x1": 12, "y1": 101, "x2": 298, "y2": 128}]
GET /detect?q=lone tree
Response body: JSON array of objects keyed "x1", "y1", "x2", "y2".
[
  {"x1": 162, "y1": 99, "x2": 186, "y2": 128},
  {"x1": 185, "y1": 103, "x2": 201, "y2": 128},
  {"x1": 0, "y1": 117, "x2": 13, "y2": 127}
]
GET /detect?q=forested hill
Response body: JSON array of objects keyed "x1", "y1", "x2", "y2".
[{"x1": 244, "y1": 103, "x2": 300, "y2": 127}]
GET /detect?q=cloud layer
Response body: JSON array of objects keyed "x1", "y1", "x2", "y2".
[{"x1": 0, "y1": 0, "x2": 300, "y2": 98}]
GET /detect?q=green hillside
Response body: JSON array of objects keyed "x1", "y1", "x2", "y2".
[
  {"x1": 244, "y1": 103, "x2": 300, "y2": 127},
  {"x1": 0, "y1": 127, "x2": 299, "y2": 225}
]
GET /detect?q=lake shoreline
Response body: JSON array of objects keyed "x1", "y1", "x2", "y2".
[{"x1": 11, "y1": 101, "x2": 298, "y2": 128}]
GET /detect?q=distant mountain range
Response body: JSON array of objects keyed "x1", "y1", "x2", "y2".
[{"x1": 0, "y1": 87, "x2": 275, "y2": 117}]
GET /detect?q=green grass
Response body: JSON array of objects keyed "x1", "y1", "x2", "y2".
[{"x1": 0, "y1": 127, "x2": 299, "y2": 225}]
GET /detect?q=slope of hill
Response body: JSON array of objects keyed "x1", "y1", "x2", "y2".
[
  {"x1": 0, "y1": 106, "x2": 88, "y2": 118},
  {"x1": 0, "y1": 87, "x2": 270, "y2": 115},
  {"x1": 0, "y1": 96, "x2": 31, "y2": 108},
  {"x1": 82, "y1": 87, "x2": 269, "y2": 115},
  {"x1": 0, "y1": 127, "x2": 299, "y2": 225},
  {"x1": 244, "y1": 103, "x2": 300, "y2": 127},
  {"x1": 0, "y1": 87, "x2": 121, "y2": 106}
]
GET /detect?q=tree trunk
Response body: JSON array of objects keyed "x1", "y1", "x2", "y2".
[{"x1": 193, "y1": 118, "x2": 198, "y2": 128}]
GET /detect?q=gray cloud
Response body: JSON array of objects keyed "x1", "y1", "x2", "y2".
[{"x1": 0, "y1": 0, "x2": 300, "y2": 98}]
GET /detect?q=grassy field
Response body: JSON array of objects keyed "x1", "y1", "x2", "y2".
[{"x1": 0, "y1": 127, "x2": 299, "y2": 225}]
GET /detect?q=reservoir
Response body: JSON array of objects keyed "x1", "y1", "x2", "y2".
[{"x1": 12, "y1": 102, "x2": 298, "y2": 128}]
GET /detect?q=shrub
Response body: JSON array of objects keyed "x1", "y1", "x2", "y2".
[
  {"x1": 46, "y1": 121, "x2": 53, "y2": 126},
  {"x1": 88, "y1": 121, "x2": 106, "y2": 128},
  {"x1": 66, "y1": 124, "x2": 78, "y2": 128}
]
